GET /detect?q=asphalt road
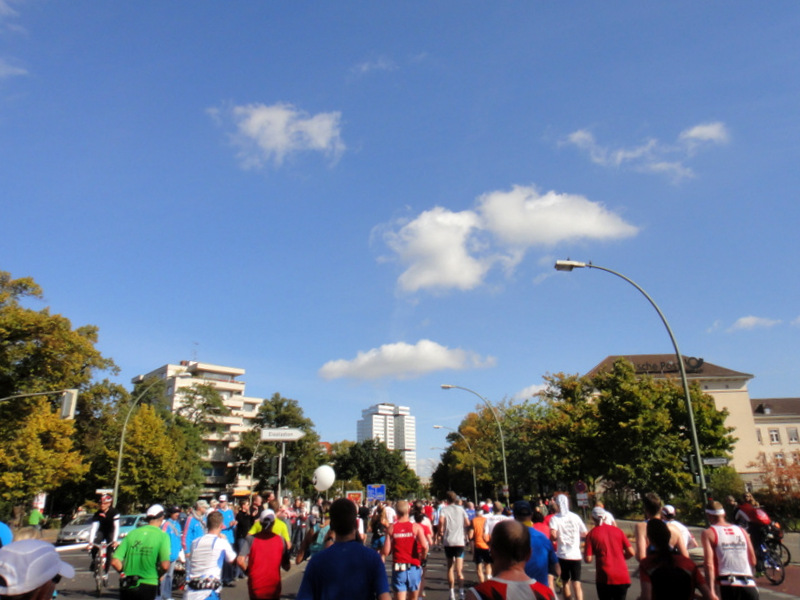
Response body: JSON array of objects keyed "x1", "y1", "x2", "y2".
[{"x1": 54, "y1": 545, "x2": 799, "y2": 600}]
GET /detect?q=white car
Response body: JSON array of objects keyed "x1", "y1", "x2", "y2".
[{"x1": 56, "y1": 514, "x2": 93, "y2": 545}]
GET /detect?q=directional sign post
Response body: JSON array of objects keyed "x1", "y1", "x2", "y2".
[
  {"x1": 702, "y1": 457, "x2": 729, "y2": 467},
  {"x1": 367, "y1": 484, "x2": 386, "y2": 502},
  {"x1": 260, "y1": 428, "x2": 306, "y2": 442},
  {"x1": 260, "y1": 428, "x2": 306, "y2": 498}
]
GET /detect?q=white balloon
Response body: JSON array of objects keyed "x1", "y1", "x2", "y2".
[{"x1": 312, "y1": 465, "x2": 336, "y2": 491}]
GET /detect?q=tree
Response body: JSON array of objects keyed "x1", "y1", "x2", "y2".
[
  {"x1": 0, "y1": 398, "x2": 88, "y2": 507},
  {"x1": 536, "y1": 358, "x2": 734, "y2": 507},
  {"x1": 0, "y1": 271, "x2": 117, "y2": 408},
  {"x1": 333, "y1": 439, "x2": 420, "y2": 498},
  {"x1": 0, "y1": 270, "x2": 116, "y2": 517},
  {"x1": 175, "y1": 383, "x2": 231, "y2": 431},
  {"x1": 238, "y1": 393, "x2": 324, "y2": 496},
  {"x1": 433, "y1": 358, "x2": 735, "y2": 511},
  {"x1": 112, "y1": 404, "x2": 198, "y2": 510}
]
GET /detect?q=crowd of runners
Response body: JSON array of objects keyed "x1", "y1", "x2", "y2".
[{"x1": 0, "y1": 488, "x2": 769, "y2": 600}]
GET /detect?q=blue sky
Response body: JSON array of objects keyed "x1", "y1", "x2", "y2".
[{"x1": 2, "y1": 2, "x2": 799, "y2": 478}]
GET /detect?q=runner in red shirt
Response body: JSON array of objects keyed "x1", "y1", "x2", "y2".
[
  {"x1": 383, "y1": 501, "x2": 429, "y2": 600},
  {"x1": 237, "y1": 510, "x2": 291, "y2": 600},
  {"x1": 584, "y1": 507, "x2": 634, "y2": 600}
]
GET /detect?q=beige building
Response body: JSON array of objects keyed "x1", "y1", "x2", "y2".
[
  {"x1": 137, "y1": 360, "x2": 264, "y2": 496},
  {"x1": 751, "y1": 398, "x2": 800, "y2": 473},
  {"x1": 588, "y1": 354, "x2": 763, "y2": 486}
]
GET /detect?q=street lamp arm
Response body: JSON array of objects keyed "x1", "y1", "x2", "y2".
[
  {"x1": 112, "y1": 372, "x2": 191, "y2": 507},
  {"x1": 441, "y1": 384, "x2": 509, "y2": 504},
  {"x1": 554, "y1": 260, "x2": 708, "y2": 501}
]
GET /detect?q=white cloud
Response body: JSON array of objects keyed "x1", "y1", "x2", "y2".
[
  {"x1": 513, "y1": 384, "x2": 546, "y2": 401},
  {"x1": 380, "y1": 185, "x2": 638, "y2": 293},
  {"x1": 478, "y1": 185, "x2": 638, "y2": 247},
  {"x1": 727, "y1": 316, "x2": 782, "y2": 332},
  {"x1": 679, "y1": 121, "x2": 730, "y2": 144},
  {"x1": 211, "y1": 102, "x2": 345, "y2": 169},
  {"x1": 383, "y1": 207, "x2": 495, "y2": 292},
  {"x1": 563, "y1": 121, "x2": 729, "y2": 182},
  {"x1": 318, "y1": 339, "x2": 496, "y2": 381},
  {"x1": 351, "y1": 56, "x2": 398, "y2": 75},
  {"x1": 0, "y1": 58, "x2": 26, "y2": 79},
  {"x1": 792, "y1": 316, "x2": 800, "y2": 327}
]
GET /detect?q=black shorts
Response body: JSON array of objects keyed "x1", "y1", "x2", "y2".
[
  {"x1": 444, "y1": 546, "x2": 465, "y2": 559},
  {"x1": 596, "y1": 583, "x2": 630, "y2": 600},
  {"x1": 559, "y1": 558, "x2": 582, "y2": 583},
  {"x1": 474, "y1": 548, "x2": 492, "y2": 565},
  {"x1": 120, "y1": 584, "x2": 159, "y2": 600}
]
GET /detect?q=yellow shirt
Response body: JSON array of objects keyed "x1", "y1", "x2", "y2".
[{"x1": 248, "y1": 518, "x2": 290, "y2": 544}]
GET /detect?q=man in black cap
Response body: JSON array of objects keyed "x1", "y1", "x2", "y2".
[
  {"x1": 512, "y1": 501, "x2": 559, "y2": 595},
  {"x1": 0, "y1": 540, "x2": 75, "y2": 600}
]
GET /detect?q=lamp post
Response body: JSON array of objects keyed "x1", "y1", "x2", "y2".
[
  {"x1": 434, "y1": 425, "x2": 478, "y2": 506},
  {"x1": 554, "y1": 259, "x2": 708, "y2": 502},
  {"x1": 112, "y1": 372, "x2": 191, "y2": 507},
  {"x1": 441, "y1": 384, "x2": 510, "y2": 504},
  {"x1": 0, "y1": 389, "x2": 79, "y2": 419}
]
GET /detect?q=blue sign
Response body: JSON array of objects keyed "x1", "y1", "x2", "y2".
[{"x1": 367, "y1": 484, "x2": 386, "y2": 502}]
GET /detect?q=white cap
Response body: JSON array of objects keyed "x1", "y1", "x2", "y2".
[
  {"x1": 260, "y1": 509, "x2": 276, "y2": 527},
  {"x1": 146, "y1": 504, "x2": 165, "y2": 518},
  {"x1": 0, "y1": 540, "x2": 75, "y2": 595},
  {"x1": 219, "y1": 494, "x2": 228, "y2": 502},
  {"x1": 591, "y1": 506, "x2": 606, "y2": 520}
]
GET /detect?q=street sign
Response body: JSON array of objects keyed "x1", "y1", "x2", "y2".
[
  {"x1": 576, "y1": 492, "x2": 589, "y2": 507},
  {"x1": 703, "y1": 457, "x2": 729, "y2": 466},
  {"x1": 260, "y1": 428, "x2": 306, "y2": 441},
  {"x1": 367, "y1": 484, "x2": 386, "y2": 502},
  {"x1": 575, "y1": 480, "x2": 587, "y2": 494},
  {"x1": 347, "y1": 491, "x2": 364, "y2": 504}
]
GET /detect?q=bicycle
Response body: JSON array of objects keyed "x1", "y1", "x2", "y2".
[
  {"x1": 89, "y1": 541, "x2": 110, "y2": 597},
  {"x1": 758, "y1": 537, "x2": 785, "y2": 585},
  {"x1": 764, "y1": 522, "x2": 791, "y2": 567}
]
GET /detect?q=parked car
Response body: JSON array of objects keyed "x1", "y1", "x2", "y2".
[
  {"x1": 118, "y1": 514, "x2": 147, "y2": 538},
  {"x1": 56, "y1": 514, "x2": 93, "y2": 545}
]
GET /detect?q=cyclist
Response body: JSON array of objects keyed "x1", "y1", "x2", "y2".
[
  {"x1": 87, "y1": 494, "x2": 120, "y2": 576},
  {"x1": 734, "y1": 492, "x2": 770, "y2": 573}
]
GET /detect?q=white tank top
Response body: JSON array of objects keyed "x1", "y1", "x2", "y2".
[{"x1": 711, "y1": 525, "x2": 754, "y2": 581}]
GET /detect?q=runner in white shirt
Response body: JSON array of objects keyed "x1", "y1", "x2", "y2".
[
  {"x1": 185, "y1": 511, "x2": 237, "y2": 600},
  {"x1": 549, "y1": 494, "x2": 587, "y2": 600}
]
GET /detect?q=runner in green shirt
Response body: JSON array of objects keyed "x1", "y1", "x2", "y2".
[
  {"x1": 112, "y1": 504, "x2": 171, "y2": 600},
  {"x1": 28, "y1": 507, "x2": 44, "y2": 530}
]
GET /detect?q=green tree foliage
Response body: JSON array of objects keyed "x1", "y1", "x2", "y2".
[
  {"x1": 333, "y1": 439, "x2": 420, "y2": 498},
  {"x1": 0, "y1": 398, "x2": 88, "y2": 506},
  {"x1": 0, "y1": 271, "x2": 117, "y2": 406},
  {"x1": 239, "y1": 393, "x2": 324, "y2": 496},
  {"x1": 435, "y1": 358, "x2": 735, "y2": 507},
  {"x1": 0, "y1": 270, "x2": 116, "y2": 516},
  {"x1": 175, "y1": 382, "x2": 231, "y2": 431},
  {"x1": 112, "y1": 404, "x2": 202, "y2": 510}
]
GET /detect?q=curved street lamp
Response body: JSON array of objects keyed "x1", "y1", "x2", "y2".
[
  {"x1": 554, "y1": 259, "x2": 708, "y2": 502},
  {"x1": 441, "y1": 384, "x2": 510, "y2": 504},
  {"x1": 434, "y1": 425, "x2": 478, "y2": 506},
  {"x1": 112, "y1": 372, "x2": 191, "y2": 507}
]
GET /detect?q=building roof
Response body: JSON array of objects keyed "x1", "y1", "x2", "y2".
[
  {"x1": 585, "y1": 354, "x2": 754, "y2": 380},
  {"x1": 751, "y1": 398, "x2": 800, "y2": 417}
]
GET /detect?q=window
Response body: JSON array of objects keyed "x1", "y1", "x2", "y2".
[
  {"x1": 788, "y1": 427, "x2": 799, "y2": 443},
  {"x1": 756, "y1": 429, "x2": 763, "y2": 444},
  {"x1": 769, "y1": 429, "x2": 781, "y2": 444},
  {"x1": 775, "y1": 452, "x2": 786, "y2": 467}
]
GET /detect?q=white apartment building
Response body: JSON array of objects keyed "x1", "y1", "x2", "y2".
[
  {"x1": 137, "y1": 360, "x2": 264, "y2": 496},
  {"x1": 357, "y1": 403, "x2": 417, "y2": 473}
]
